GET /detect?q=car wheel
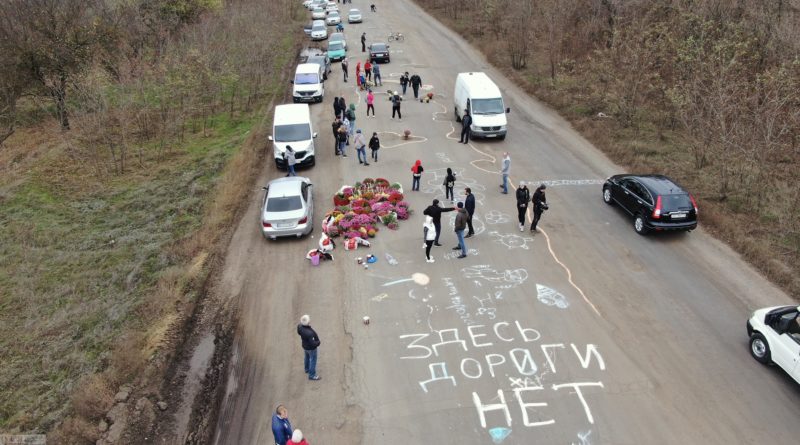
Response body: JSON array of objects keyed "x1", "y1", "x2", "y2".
[
  {"x1": 634, "y1": 215, "x2": 648, "y2": 235},
  {"x1": 497, "y1": 134, "x2": 506, "y2": 141},
  {"x1": 749, "y1": 333, "x2": 771, "y2": 364},
  {"x1": 603, "y1": 186, "x2": 614, "y2": 205}
]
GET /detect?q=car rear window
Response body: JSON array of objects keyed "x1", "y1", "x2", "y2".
[
  {"x1": 661, "y1": 193, "x2": 692, "y2": 211},
  {"x1": 267, "y1": 196, "x2": 302, "y2": 212}
]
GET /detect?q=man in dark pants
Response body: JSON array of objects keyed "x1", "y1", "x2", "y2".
[
  {"x1": 331, "y1": 117, "x2": 342, "y2": 155},
  {"x1": 531, "y1": 183, "x2": 547, "y2": 231},
  {"x1": 423, "y1": 199, "x2": 455, "y2": 246},
  {"x1": 464, "y1": 187, "x2": 476, "y2": 237},
  {"x1": 459, "y1": 110, "x2": 472, "y2": 144},
  {"x1": 516, "y1": 181, "x2": 530, "y2": 232},
  {"x1": 297, "y1": 314, "x2": 321, "y2": 380},
  {"x1": 361, "y1": 32, "x2": 366, "y2": 52},
  {"x1": 342, "y1": 58, "x2": 349, "y2": 82},
  {"x1": 410, "y1": 73, "x2": 422, "y2": 99}
]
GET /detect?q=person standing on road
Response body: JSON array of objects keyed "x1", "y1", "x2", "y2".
[
  {"x1": 459, "y1": 110, "x2": 472, "y2": 144},
  {"x1": 531, "y1": 183, "x2": 547, "y2": 232},
  {"x1": 338, "y1": 96, "x2": 347, "y2": 119},
  {"x1": 287, "y1": 429, "x2": 309, "y2": 445},
  {"x1": 364, "y1": 60, "x2": 372, "y2": 81},
  {"x1": 410, "y1": 73, "x2": 422, "y2": 99},
  {"x1": 271, "y1": 405, "x2": 293, "y2": 445},
  {"x1": 464, "y1": 187, "x2": 476, "y2": 237},
  {"x1": 337, "y1": 126, "x2": 348, "y2": 157},
  {"x1": 361, "y1": 32, "x2": 366, "y2": 52},
  {"x1": 499, "y1": 152, "x2": 510, "y2": 194},
  {"x1": 366, "y1": 89, "x2": 375, "y2": 117},
  {"x1": 411, "y1": 160, "x2": 423, "y2": 191},
  {"x1": 423, "y1": 199, "x2": 455, "y2": 246},
  {"x1": 355, "y1": 61, "x2": 362, "y2": 87},
  {"x1": 516, "y1": 181, "x2": 530, "y2": 231},
  {"x1": 369, "y1": 132, "x2": 380, "y2": 162},
  {"x1": 342, "y1": 58, "x2": 349, "y2": 82},
  {"x1": 297, "y1": 315, "x2": 321, "y2": 381},
  {"x1": 342, "y1": 115, "x2": 351, "y2": 146},
  {"x1": 452, "y1": 202, "x2": 468, "y2": 258},
  {"x1": 333, "y1": 97, "x2": 342, "y2": 119},
  {"x1": 443, "y1": 168, "x2": 456, "y2": 202},
  {"x1": 391, "y1": 91, "x2": 402, "y2": 119},
  {"x1": 423, "y1": 215, "x2": 437, "y2": 263},
  {"x1": 400, "y1": 72, "x2": 409, "y2": 95},
  {"x1": 372, "y1": 64, "x2": 382, "y2": 86},
  {"x1": 354, "y1": 129, "x2": 369, "y2": 165},
  {"x1": 285, "y1": 146, "x2": 297, "y2": 177},
  {"x1": 345, "y1": 103, "x2": 357, "y2": 137},
  {"x1": 331, "y1": 118, "x2": 342, "y2": 155}
]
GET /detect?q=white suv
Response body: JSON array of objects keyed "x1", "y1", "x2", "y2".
[{"x1": 747, "y1": 305, "x2": 800, "y2": 384}]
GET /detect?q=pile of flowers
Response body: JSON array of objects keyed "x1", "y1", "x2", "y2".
[{"x1": 325, "y1": 178, "x2": 411, "y2": 238}]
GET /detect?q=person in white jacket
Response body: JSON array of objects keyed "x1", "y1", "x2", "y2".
[{"x1": 423, "y1": 215, "x2": 437, "y2": 263}]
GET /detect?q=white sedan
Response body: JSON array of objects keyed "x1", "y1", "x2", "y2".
[
  {"x1": 348, "y1": 8, "x2": 362, "y2": 23},
  {"x1": 311, "y1": 7, "x2": 326, "y2": 20},
  {"x1": 747, "y1": 305, "x2": 800, "y2": 384},
  {"x1": 325, "y1": 11, "x2": 341, "y2": 25}
]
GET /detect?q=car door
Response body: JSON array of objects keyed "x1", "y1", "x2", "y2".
[
  {"x1": 629, "y1": 180, "x2": 653, "y2": 216},
  {"x1": 771, "y1": 313, "x2": 800, "y2": 378},
  {"x1": 616, "y1": 179, "x2": 637, "y2": 214}
]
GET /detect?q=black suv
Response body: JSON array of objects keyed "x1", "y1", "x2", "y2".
[{"x1": 602, "y1": 174, "x2": 698, "y2": 235}]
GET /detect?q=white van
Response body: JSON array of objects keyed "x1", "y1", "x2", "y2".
[
  {"x1": 292, "y1": 63, "x2": 324, "y2": 103},
  {"x1": 453, "y1": 72, "x2": 510, "y2": 140},
  {"x1": 268, "y1": 104, "x2": 317, "y2": 169}
]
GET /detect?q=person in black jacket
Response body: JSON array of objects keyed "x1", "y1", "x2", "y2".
[
  {"x1": 410, "y1": 73, "x2": 422, "y2": 99},
  {"x1": 361, "y1": 32, "x2": 366, "y2": 52},
  {"x1": 331, "y1": 118, "x2": 342, "y2": 155},
  {"x1": 399, "y1": 72, "x2": 409, "y2": 95},
  {"x1": 531, "y1": 183, "x2": 547, "y2": 232},
  {"x1": 297, "y1": 314, "x2": 321, "y2": 380},
  {"x1": 464, "y1": 187, "x2": 476, "y2": 237},
  {"x1": 516, "y1": 182, "x2": 530, "y2": 232},
  {"x1": 423, "y1": 199, "x2": 455, "y2": 246},
  {"x1": 459, "y1": 110, "x2": 472, "y2": 144},
  {"x1": 333, "y1": 97, "x2": 342, "y2": 119},
  {"x1": 369, "y1": 132, "x2": 380, "y2": 162},
  {"x1": 443, "y1": 168, "x2": 456, "y2": 202}
]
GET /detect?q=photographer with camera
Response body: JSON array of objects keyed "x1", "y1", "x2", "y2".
[{"x1": 531, "y1": 183, "x2": 548, "y2": 232}]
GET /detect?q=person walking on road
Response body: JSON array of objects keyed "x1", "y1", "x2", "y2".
[
  {"x1": 333, "y1": 97, "x2": 342, "y2": 119},
  {"x1": 354, "y1": 129, "x2": 369, "y2": 165},
  {"x1": 464, "y1": 187, "x2": 476, "y2": 237},
  {"x1": 443, "y1": 168, "x2": 456, "y2": 202},
  {"x1": 531, "y1": 183, "x2": 547, "y2": 232},
  {"x1": 411, "y1": 160, "x2": 423, "y2": 191},
  {"x1": 331, "y1": 118, "x2": 342, "y2": 155},
  {"x1": 372, "y1": 64, "x2": 382, "y2": 86},
  {"x1": 369, "y1": 132, "x2": 380, "y2": 162},
  {"x1": 423, "y1": 198, "x2": 455, "y2": 246},
  {"x1": 459, "y1": 110, "x2": 472, "y2": 144},
  {"x1": 287, "y1": 429, "x2": 309, "y2": 445},
  {"x1": 516, "y1": 181, "x2": 530, "y2": 231},
  {"x1": 366, "y1": 89, "x2": 375, "y2": 117},
  {"x1": 400, "y1": 72, "x2": 409, "y2": 95},
  {"x1": 345, "y1": 103, "x2": 357, "y2": 136},
  {"x1": 361, "y1": 32, "x2": 366, "y2": 52},
  {"x1": 391, "y1": 91, "x2": 402, "y2": 119},
  {"x1": 337, "y1": 126, "x2": 348, "y2": 157},
  {"x1": 364, "y1": 60, "x2": 372, "y2": 81},
  {"x1": 410, "y1": 73, "x2": 422, "y2": 99},
  {"x1": 297, "y1": 315, "x2": 321, "y2": 380},
  {"x1": 342, "y1": 58, "x2": 349, "y2": 82},
  {"x1": 423, "y1": 215, "x2": 437, "y2": 263},
  {"x1": 271, "y1": 405, "x2": 293, "y2": 445},
  {"x1": 285, "y1": 146, "x2": 297, "y2": 177},
  {"x1": 452, "y1": 202, "x2": 469, "y2": 258},
  {"x1": 338, "y1": 97, "x2": 347, "y2": 119},
  {"x1": 499, "y1": 152, "x2": 510, "y2": 194}
]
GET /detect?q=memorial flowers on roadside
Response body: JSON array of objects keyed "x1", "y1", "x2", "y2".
[{"x1": 323, "y1": 178, "x2": 412, "y2": 237}]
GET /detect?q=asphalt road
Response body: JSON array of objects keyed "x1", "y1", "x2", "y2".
[{"x1": 211, "y1": 0, "x2": 800, "y2": 444}]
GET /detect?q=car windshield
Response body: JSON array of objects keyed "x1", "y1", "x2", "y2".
[
  {"x1": 295, "y1": 73, "x2": 319, "y2": 84},
  {"x1": 274, "y1": 124, "x2": 311, "y2": 142},
  {"x1": 661, "y1": 193, "x2": 693, "y2": 211},
  {"x1": 350, "y1": 9, "x2": 359, "y2": 14},
  {"x1": 267, "y1": 195, "x2": 303, "y2": 212},
  {"x1": 328, "y1": 12, "x2": 339, "y2": 17},
  {"x1": 471, "y1": 98, "x2": 505, "y2": 115},
  {"x1": 371, "y1": 44, "x2": 387, "y2": 52},
  {"x1": 328, "y1": 42, "x2": 343, "y2": 51},
  {"x1": 312, "y1": 25, "x2": 325, "y2": 32}
]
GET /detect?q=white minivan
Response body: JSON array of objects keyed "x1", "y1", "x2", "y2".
[
  {"x1": 292, "y1": 63, "x2": 324, "y2": 103},
  {"x1": 268, "y1": 104, "x2": 317, "y2": 169},
  {"x1": 453, "y1": 72, "x2": 510, "y2": 140}
]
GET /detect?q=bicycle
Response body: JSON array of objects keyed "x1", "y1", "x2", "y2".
[{"x1": 388, "y1": 31, "x2": 404, "y2": 42}]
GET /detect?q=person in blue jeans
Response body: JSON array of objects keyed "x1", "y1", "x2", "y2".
[
  {"x1": 353, "y1": 129, "x2": 369, "y2": 165},
  {"x1": 452, "y1": 202, "x2": 469, "y2": 258},
  {"x1": 411, "y1": 159, "x2": 423, "y2": 191},
  {"x1": 271, "y1": 405, "x2": 293, "y2": 445},
  {"x1": 297, "y1": 314, "x2": 321, "y2": 380},
  {"x1": 285, "y1": 146, "x2": 297, "y2": 177},
  {"x1": 499, "y1": 152, "x2": 510, "y2": 194}
]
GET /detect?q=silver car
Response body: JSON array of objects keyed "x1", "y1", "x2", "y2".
[
  {"x1": 348, "y1": 8, "x2": 362, "y2": 23},
  {"x1": 261, "y1": 177, "x2": 314, "y2": 239}
]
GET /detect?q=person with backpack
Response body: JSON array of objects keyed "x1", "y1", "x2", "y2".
[
  {"x1": 443, "y1": 167, "x2": 456, "y2": 202},
  {"x1": 411, "y1": 160, "x2": 423, "y2": 191},
  {"x1": 391, "y1": 91, "x2": 402, "y2": 119},
  {"x1": 345, "y1": 103, "x2": 357, "y2": 136},
  {"x1": 369, "y1": 132, "x2": 380, "y2": 162}
]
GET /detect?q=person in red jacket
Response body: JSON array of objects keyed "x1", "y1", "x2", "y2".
[
  {"x1": 287, "y1": 429, "x2": 309, "y2": 445},
  {"x1": 364, "y1": 60, "x2": 373, "y2": 81}
]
